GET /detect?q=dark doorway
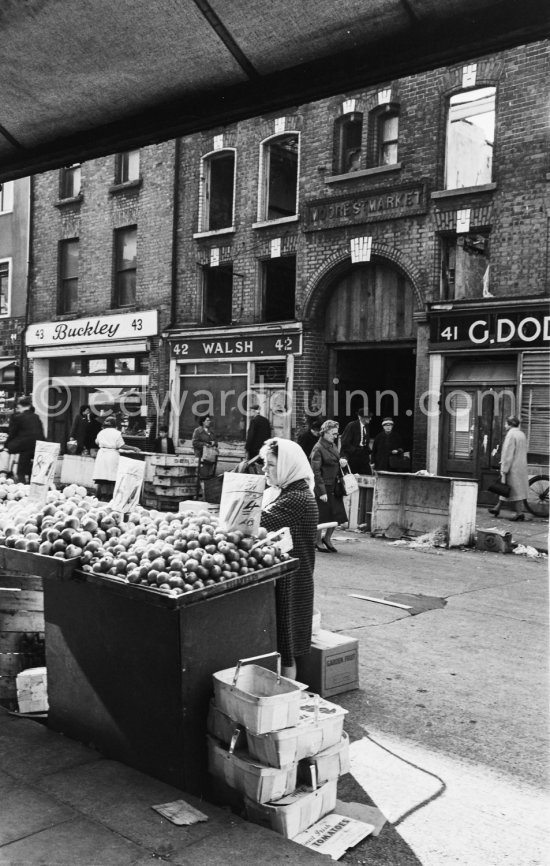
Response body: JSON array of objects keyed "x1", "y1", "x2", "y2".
[{"x1": 335, "y1": 347, "x2": 416, "y2": 452}]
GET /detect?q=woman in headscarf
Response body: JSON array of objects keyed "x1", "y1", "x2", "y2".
[
  {"x1": 310, "y1": 419, "x2": 349, "y2": 553},
  {"x1": 260, "y1": 438, "x2": 319, "y2": 679}
]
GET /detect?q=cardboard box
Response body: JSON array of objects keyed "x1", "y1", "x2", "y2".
[{"x1": 297, "y1": 630, "x2": 359, "y2": 698}]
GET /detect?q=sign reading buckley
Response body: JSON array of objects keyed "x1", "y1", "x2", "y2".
[
  {"x1": 430, "y1": 308, "x2": 550, "y2": 349},
  {"x1": 26, "y1": 310, "x2": 158, "y2": 347}
]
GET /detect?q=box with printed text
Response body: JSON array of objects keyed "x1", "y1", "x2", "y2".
[{"x1": 297, "y1": 630, "x2": 359, "y2": 698}]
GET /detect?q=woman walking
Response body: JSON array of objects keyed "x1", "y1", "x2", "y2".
[
  {"x1": 310, "y1": 419, "x2": 349, "y2": 553},
  {"x1": 260, "y1": 438, "x2": 318, "y2": 679},
  {"x1": 489, "y1": 416, "x2": 529, "y2": 521}
]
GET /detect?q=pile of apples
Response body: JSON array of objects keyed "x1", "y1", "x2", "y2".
[
  {"x1": 0, "y1": 476, "x2": 29, "y2": 502},
  {"x1": 0, "y1": 484, "x2": 289, "y2": 596}
]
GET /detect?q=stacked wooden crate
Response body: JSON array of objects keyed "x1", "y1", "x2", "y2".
[
  {"x1": 142, "y1": 455, "x2": 199, "y2": 510},
  {"x1": 207, "y1": 661, "x2": 349, "y2": 839}
]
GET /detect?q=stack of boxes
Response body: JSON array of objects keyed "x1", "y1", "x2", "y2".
[
  {"x1": 207, "y1": 661, "x2": 350, "y2": 840},
  {"x1": 142, "y1": 455, "x2": 199, "y2": 510}
]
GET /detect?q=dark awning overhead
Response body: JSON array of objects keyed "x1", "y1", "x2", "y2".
[{"x1": 0, "y1": 0, "x2": 548, "y2": 182}]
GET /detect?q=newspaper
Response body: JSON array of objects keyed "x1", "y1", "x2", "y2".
[
  {"x1": 293, "y1": 813, "x2": 374, "y2": 860},
  {"x1": 151, "y1": 799, "x2": 208, "y2": 826}
]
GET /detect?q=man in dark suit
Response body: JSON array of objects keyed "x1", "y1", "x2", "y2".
[
  {"x1": 340, "y1": 409, "x2": 372, "y2": 474},
  {"x1": 245, "y1": 405, "x2": 271, "y2": 460}
]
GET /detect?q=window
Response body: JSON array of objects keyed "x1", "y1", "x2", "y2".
[
  {"x1": 59, "y1": 239, "x2": 79, "y2": 313},
  {"x1": 203, "y1": 264, "x2": 233, "y2": 325},
  {"x1": 0, "y1": 182, "x2": 14, "y2": 214},
  {"x1": 60, "y1": 164, "x2": 81, "y2": 199},
  {"x1": 201, "y1": 150, "x2": 235, "y2": 231},
  {"x1": 261, "y1": 134, "x2": 299, "y2": 221},
  {"x1": 445, "y1": 87, "x2": 495, "y2": 189},
  {"x1": 114, "y1": 226, "x2": 137, "y2": 307},
  {"x1": 333, "y1": 113, "x2": 363, "y2": 174},
  {"x1": 116, "y1": 150, "x2": 140, "y2": 184},
  {"x1": 378, "y1": 111, "x2": 399, "y2": 165},
  {"x1": 262, "y1": 256, "x2": 296, "y2": 322},
  {"x1": 440, "y1": 232, "x2": 490, "y2": 300},
  {"x1": 0, "y1": 260, "x2": 10, "y2": 316}
]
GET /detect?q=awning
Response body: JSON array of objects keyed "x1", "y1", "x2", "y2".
[
  {"x1": 0, "y1": 359, "x2": 15, "y2": 373},
  {"x1": 27, "y1": 341, "x2": 149, "y2": 358}
]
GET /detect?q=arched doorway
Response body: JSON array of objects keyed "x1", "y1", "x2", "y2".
[{"x1": 324, "y1": 260, "x2": 418, "y2": 451}]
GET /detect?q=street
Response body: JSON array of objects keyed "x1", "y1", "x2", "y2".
[{"x1": 313, "y1": 530, "x2": 549, "y2": 866}]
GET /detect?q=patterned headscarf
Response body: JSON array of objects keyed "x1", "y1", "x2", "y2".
[{"x1": 260, "y1": 437, "x2": 314, "y2": 507}]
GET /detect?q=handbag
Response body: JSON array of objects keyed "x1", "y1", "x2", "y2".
[
  {"x1": 202, "y1": 444, "x2": 219, "y2": 463},
  {"x1": 333, "y1": 474, "x2": 345, "y2": 498},
  {"x1": 340, "y1": 464, "x2": 359, "y2": 496},
  {"x1": 488, "y1": 480, "x2": 511, "y2": 498}
]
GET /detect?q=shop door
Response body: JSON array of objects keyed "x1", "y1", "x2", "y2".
[{"x1": 441, "y1": 387, "x2": 513, "y2": 501}]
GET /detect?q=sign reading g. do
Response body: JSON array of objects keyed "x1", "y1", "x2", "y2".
[{"x1": 430, "y1": 308, "x2": 550, "y2": 349}]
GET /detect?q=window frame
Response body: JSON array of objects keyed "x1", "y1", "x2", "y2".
[
  {"x1": 367, "y1": 103, "x2": 400, "y2": 168},
  {"x1": 202, "y1": 263, "x2": 233, "y2": 326},
  {"x1": 444, "y1": 86, "x2": 496, "y2": 190},
  {"x1": 60, "y1": 164, "x2": 82, "y2": 199},
  {"x1": 0, "y1": 182, "x2": 14, "y2": 214},
  {"x1": 113, "y1": 225, "x2": 137, "y2": 308},
  {"x1": 199, "y1": 148, "x2": 236, "y2": 233},
  {"x1": 440, "y1": 230, "x2": 491, "y2": 300},
  {"x1": 58, "y1": 238, "x2": 80, "y2": 314},
  {"x1": 0, "y1": 258, "x2": 11, "y2": 317},
  {"x1": 261, "y1": 254, "x2": 297, "y2": 323},
  {"x1": 258, "y1": 132, "x2": 300, "y2": 224},
  {"x1": 115, "y1": 150, "x2": 140, "y2": 184},
  {"x1": 333, "y1": 112, "x2": 364, "y2": 175}
]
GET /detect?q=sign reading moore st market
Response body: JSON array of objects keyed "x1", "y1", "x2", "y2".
[{"x1": 305, "y1": 183, "x2": 427, "y2": 231}]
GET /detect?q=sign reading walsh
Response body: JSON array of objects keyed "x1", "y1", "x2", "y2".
[
  {"x1": 304, "y1": 183, "x2": 427, "y2": 231},
  {"x1": 26, "y1": 310, "x2": 158, "y2": 347}
]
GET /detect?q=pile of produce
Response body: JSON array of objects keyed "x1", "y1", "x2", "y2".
[{"x1": 0, "y1": 484, "x2": 289, "y2": 596}]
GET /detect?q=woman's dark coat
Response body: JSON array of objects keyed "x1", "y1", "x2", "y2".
[{"x1": 310, "y1": 436, "x2": 348, "y2": 524}]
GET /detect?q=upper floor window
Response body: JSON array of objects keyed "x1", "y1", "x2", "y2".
[
  {"x1": 378, "y1": 110, "x2": 399, "y2": 165},
  {"x1": 59, "y1": 239, "x2": 79, "y2": 313},
  {"x1": 200, "y1": 150, "x2": 235, "y2": 231},
  {"x1": 262, "y1": 256, "x2": 296, "y2": 322},
  {"x1": 333, "y1": 112, "x2": 363, "y2": 174},
  {"x1": 0, "y1": 182, "x2": 14, "y2": 214},
  {"x1": 203, "y1": 264, "x2": 233, "y2": 325},
  {"x1": 260, "y1": 134, "x2": 299, "y2": 221},
  {"x1": 0, "y1": 260, "x2": 10, "y2": 316},
  {"x1": 445, "y1": 87, "x2": 495, "y2": 189},
  {"x1": 60, "y1": 164, "x2": 81, "y2": 199},
  {"x1": 116, "y1": 150, "x2": 140, "y2": 184},
  {"x1": 113, "y1": 226, "x2": 137, "y2": 307},
  {"x1": 440, "y1": 231, "x2": 490, "y2": 300}
]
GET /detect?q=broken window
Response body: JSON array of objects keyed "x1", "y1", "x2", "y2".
[
  {"x1": 261, "y1": 134, "x2": 299, "y2": 220},
  {"x1": 201, "y1": 150, "x2": 235, "y2": 231},
  {"x1": 262, "y1": 255, "x2": 296, "y2": 322},
  {"x1": 203, "y1": 264, "x2": 233, "y2": 325},
  {"x1": 440, "y1": 232, "x2": 490, "y2": 300},
  {"x1": 445, "y1": 87, "x2": 495, "y2": 189},
  {"x1": 60, "y1": 164, "x2": 81, "y2": 199},
  {"x1": 333, "y1": 112, "x2": 363, "y2": 174}
]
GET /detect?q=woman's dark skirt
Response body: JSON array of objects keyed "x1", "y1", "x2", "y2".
[{"x1": 316, "y1": 482, "x2": 348, "y2": 525}]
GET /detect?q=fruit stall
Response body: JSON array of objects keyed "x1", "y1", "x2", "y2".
[{"x1": 0, "y1": 481, "x2": 296, "y2": 796}]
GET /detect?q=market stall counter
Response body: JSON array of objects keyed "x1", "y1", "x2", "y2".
[{"x1": 42, "y1": 559, "x2": 298, "y2": 797}]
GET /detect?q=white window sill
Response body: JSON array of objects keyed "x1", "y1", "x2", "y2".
[
  {"x1": 193, "y1": 226, "x2": 235, "y2": 239},
  {"x1": 431, "y1": 183, "x2": 496, "y2": 199},
  {"x1": 325, "y1": 163, "x2": 402, "y2": 183},
  {"x1": 252, "y1": 215, "x2": 299, "y2": 229}
]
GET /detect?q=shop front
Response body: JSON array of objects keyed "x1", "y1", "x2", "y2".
[
  {"x1": 166, "y1": 324, "x2": 302, "y2": 465},
  {"x1": 427, "y1": 299, "x2": 549, "y2": 503},
  {"x1": 25, "y1": 310, "x2": 159, "y2": 466}
]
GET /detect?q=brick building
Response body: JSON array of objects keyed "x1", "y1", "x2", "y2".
[{"x1": 26, "y1": 41, "x2": 549, "y2": 497}]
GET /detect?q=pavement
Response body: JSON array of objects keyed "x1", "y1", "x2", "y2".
[{"x1": 0, "y1": 508, "x2": 547, "y2": 866}]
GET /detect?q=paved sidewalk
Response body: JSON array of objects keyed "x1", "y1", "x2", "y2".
[
  {"x1": 475, "y1": 506, "x2": 548, "y2": 553},
  {"x1": 0, "y1": 708, "x2": 328, "y2": 866}
]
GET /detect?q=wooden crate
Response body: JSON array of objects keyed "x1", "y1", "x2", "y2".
[{"x1": 0, "y1": 573, "x2": 45, "y2": 710}]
